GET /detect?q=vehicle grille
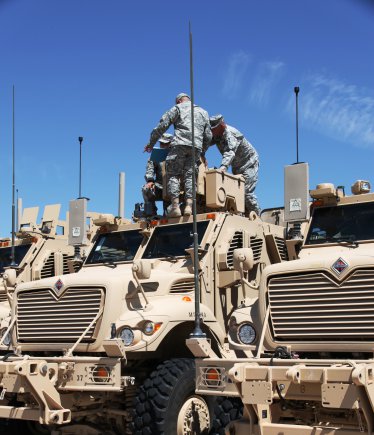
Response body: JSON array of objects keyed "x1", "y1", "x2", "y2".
[
  {"x1": 226, "y1": 231, "x2": 243, "y2": 269},
  {"x1": 170, "y1": 280, "x2": 194, "y2": 293},
  {"x1": 63, "y1": 254, "x2": 81, "y2": 274},
  {"x1": 40, "y1": 253, "x2": 55, "y2": 279},
  {"x1": 268, "y1": 269, "x2": 374, "y2": 341},
  {"x1": 250, "y1": 237, "x2": 263, "y2": 261},
  {"x1": 0, "y1": 290, "x2": 7, "y2": 303},
  {"x1": 17, "y1": 287, "x2": 104, "y2": 343},
  {"x1": 275, "y1": 236, "x2": 288, "y2": 261}
]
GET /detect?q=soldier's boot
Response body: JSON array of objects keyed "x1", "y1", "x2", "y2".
[
  {"x1": 167, "y1": 198, "x2": 181, "y2": 218},
  {"x1": 184, "y1": 199, "x2": 193, "y2": 216}
]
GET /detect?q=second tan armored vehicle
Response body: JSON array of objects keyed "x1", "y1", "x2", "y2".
[
  {"x1": 0, "y1": 204, "x2": 99, "y2": 345},
  {"x1": 191, "y1": 176, "x2": 374, "y2": 434},
  {"x1": 0, "y1": 168, "x2": 288, "y2": 434}
]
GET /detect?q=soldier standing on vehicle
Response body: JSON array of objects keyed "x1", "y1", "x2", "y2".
[
  {"x1": 142, "y1": 133, "x2": 173, "y2": 217},
  {"x1": 144, "y1": 93, "x2": 212, "y2": 217},
  {"x1": 208, "y1": 114, "x2": 260, "y2": 215}
]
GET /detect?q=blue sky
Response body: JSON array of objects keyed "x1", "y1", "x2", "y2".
[{"x1": 0, "y1": 0, "x2": 373, "y2": 236}]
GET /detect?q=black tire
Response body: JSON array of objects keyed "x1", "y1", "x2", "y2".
[
  {"x1": 131, "y1": 358, "x2": 215, "y2": 435},
  {"x1": 210, "y1": 397, "x2": 243, "y2": 435}
]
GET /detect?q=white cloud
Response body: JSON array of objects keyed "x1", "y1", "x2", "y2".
[
  {"x1": 249, "y1": 61, "x2": 285, "y2": 106},
  {"x1": 222, "y1": 51, "x2": 251, "y2": 99},
  {"x1": 298, "y1": 74, "x2": 374, "y2": 148}
]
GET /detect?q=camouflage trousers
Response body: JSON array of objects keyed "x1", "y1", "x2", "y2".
[
  {"x1": 165, "y1": 145, "x2": 200, "y2": 200},
  {"x1": 142, "y1": 183, "x2": 169, "y2": 215},
  {"x1": 233, "y1": 161, "x2": 260, "y2": 214}
]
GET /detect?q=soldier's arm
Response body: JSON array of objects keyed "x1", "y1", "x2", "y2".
[
  {"x1": 201, "y1": 121, "x2": 213, "y2": 155},
  {"x1": 220, "y1": 129, "x2": 239, "y2": 169},
  {"x1": 148, "y1": 106, "x2": 179, "y2": 148},
  {"x1": 145, "y1": 159, "x2": 156, "y2": 182}
]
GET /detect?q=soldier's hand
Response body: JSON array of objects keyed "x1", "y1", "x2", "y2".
[
  {"x1": 144, "y1": 144, "x2": 153, "y2": 153},
  {"x1": 145, "y1": 182, "x2": 154, "y2": 189},
  {"x1": 219, "y1": 165, "x2": 227, "y2": 172}
]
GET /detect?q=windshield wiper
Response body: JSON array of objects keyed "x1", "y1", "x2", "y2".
[
  {"x1": 155, "y1": 250, "x2": 178, "y2": 262},
  {"x1": 325, "y1": 235, "x2": 359, "y2": 248},
  {"x1": 102, "y1": 260, "x2": 118, "y2": 268}
]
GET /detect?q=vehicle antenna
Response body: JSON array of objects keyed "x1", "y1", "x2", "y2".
[
  {"x1": 78, "y1": 136, "x2": 83, "y2": 198},
  {"x1": 10, "y1": 85, "x2": 17, "y2": 266},
  {"x1": 16, "y1": 189, "x2": 19, "y2": 231},
  {"x1": 294, "y1": 86, "x2": 300, "y2": 164},
  {"x1": 189, "y1": 22, "x2": 206, "y2": 339}
]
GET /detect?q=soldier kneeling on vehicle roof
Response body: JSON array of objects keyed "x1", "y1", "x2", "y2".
[{"x1": 141, "y1": 133, "x2": 173, "y2": 218}]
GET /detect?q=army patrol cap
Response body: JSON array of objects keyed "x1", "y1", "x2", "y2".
[
  {"x1": 175, "y1": 93, "x2": 190, "y2": 103},
  {"x1": 210, "y1": 114, "x2": 224, "y2": 128},
  {"x1": 159, "y1": 133, "x2": 173, "y2": 144}
]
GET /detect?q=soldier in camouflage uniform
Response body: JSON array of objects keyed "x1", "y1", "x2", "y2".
[
  {"x1": 208, "y1": 114, "x2": 260, "y2": 215},
  {"x1": 142, "y1": 133, "x2": 173, "y2": 217},
  {"x1": 145, "y1": 93, "x2": 211, "y2": 217}
]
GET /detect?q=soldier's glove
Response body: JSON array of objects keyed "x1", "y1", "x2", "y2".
[{"x1": 144, "y1": 143, "x2": 153, "y2": 153}]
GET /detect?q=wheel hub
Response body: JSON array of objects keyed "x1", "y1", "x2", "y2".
[{"x1": 177, "y1": 395, "x2": 210, "y2": 435}]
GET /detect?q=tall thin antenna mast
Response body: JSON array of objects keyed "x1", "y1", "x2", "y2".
[
  {"x1": 78, "y1": 136, "x2": 83, "y2": 198},
  {"x1": 294, "y1": 86, "x2": 300, "y2": 164},
  {"x1": 16, "y1": 189, "x2": 19, "y2": 231},
  {"x1": 11, "y1": 85, "x2": 16, "y2": 266},
  {"x1": 189, "y1": 22, "x2": 205, "y2": 339}
]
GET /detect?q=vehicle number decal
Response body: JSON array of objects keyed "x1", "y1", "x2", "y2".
[{"x1": 290, "y1": 198, "x2": 302, "y2": 212}]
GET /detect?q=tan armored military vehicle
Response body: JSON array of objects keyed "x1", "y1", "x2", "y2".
[
  {"x1": 0, "y1": 204, "x2": 99, "y2": 344},
  {"x1": 191, "y1": 172, "x2": 374, "y2": 434},
  {"x1": 0, "y1": 167, "x2": 288, "y2": 435}
]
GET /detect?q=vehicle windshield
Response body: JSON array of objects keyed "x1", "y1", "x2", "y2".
[
  {"x1": 85, "y1": 230, "x2": 144, "y2": 264},
  {"x1": 0, "y1": 244, "x2": 32, "y2": 274},
  {"x1": 305, "y1": 202, "x2": 374, "y2": 245},
  {"x1": 142, "y1": 221, "x2": 209, "y2": 259}
]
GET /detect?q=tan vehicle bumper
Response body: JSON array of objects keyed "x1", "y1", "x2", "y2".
[
  {"x1": 196, "y1": 357, "x2": 374, "y2": 434},
  {"x1": 0, "y1": 355, "x2": 127, "y2": 425}
]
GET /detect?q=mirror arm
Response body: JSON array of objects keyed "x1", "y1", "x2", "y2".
[
  {"x1": 132, "y1": 270, "x2": 151, "y2": 309},
  {"x1": 2, "y1": 278, "x2": 14, "y2": 304}
]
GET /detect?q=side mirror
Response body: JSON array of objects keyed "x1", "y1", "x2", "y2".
[
  {"x1": 132, "y1": 259, "x2": 152, "y2": 280},
  {"x1": 3, "y1": 268, "x2": 17, "y2": 287},
  {"x1": 233, "y1": 248, "x2": 254, "y2": 272}
]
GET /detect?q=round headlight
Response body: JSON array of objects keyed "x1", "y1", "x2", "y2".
[
  {"x1": 143, "y1": 321, "x2": 155, "y2": 336},
  {"x1": 0, "y1": 328, "x2": 11, "y2": 346},
  {"x1": 119, "y1": 327, "x2": 134, "y2": 346},
  {"x1": 237, "y1": 323, "x2": 256, "y2": 345}
]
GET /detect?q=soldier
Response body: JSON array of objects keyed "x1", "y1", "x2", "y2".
[
  {"x1": 144, "y1": 93, "x2": 212, "y2": 217},
  {"x1": 208, "y1": 114, "x2": 260, "y2": 215},
  {"x1": 142, "y1": 133, "x2": 173, "y2": 217}
]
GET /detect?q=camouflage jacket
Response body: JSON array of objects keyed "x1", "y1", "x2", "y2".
[
  {"x1": 149, "y1": 101, "x2": 212, "y2": 151},
  {"x1": 145, "y1": 159, "x2": 163, "y2": 187},
  {"x1": 210, "y1": 125, "x2": 259, "y2": 170}
]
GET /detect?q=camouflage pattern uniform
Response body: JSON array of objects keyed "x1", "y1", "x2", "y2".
[
  {"x1": 142, "y1": 159, "x2": 164, "y2": 215},
  {"x1": 148, "y1": 100, "x2": 211, "y2": 200},
  {"x1": 142, "y1": 133, "x2": 173, "y2": 216},
  {"x1": 210, "y1": 125, "x2": 260, "y2": 214}
]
